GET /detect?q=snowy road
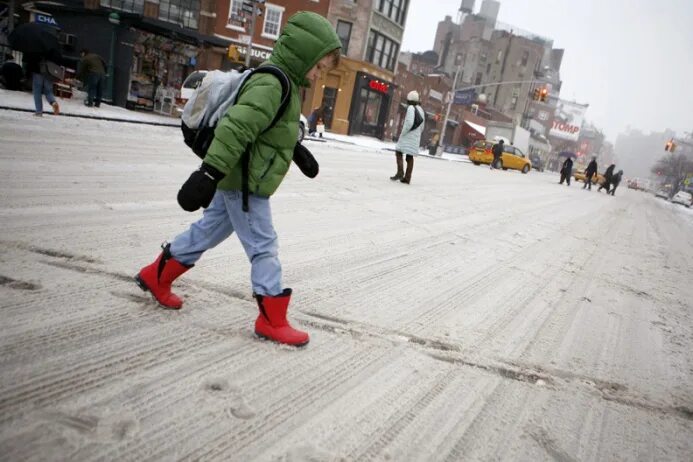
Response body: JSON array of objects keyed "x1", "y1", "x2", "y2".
[{"x1": 1, "y1": 110, "x2": 691, "y2": 461}]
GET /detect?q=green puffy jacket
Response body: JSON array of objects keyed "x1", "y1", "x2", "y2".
[{"x1": 203, "y1": 12, "x2": 341, "y2": 197}]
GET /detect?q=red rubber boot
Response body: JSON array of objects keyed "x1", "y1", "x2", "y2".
[
  {"x1": 254, "y1": 289, "x2": 309, "y2": 346},
  {"x1": 135, "y1": 244, "x2": 191, "y2": 309}
]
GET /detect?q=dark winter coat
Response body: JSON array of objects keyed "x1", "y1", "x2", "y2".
[
  {"x1": 561, "y1": 158, "x2": 574, "y2": 176},
  {"x1": 492, "y1": 143, "x2": 503, "y2": 158},
  {"x1": 604, "y1": 164, "x2": 615, "y2": 182},
  {"x1": 611, "y1": 171, "x2": 623, "y2": 187},
  {"x1": 77, "y1": 53, "x2": 106, "y2": 80},
  {"x1": 203, "y1": 12, "x2": 341, "y2": 197},
  {"x1": 585, "y1": 159, "x2": 598, "y2": 176}
]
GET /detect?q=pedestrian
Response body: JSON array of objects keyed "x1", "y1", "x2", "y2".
[
  {"x1": 390, "y1": 90, "x2": 425, "y2": 184},
  {"x1": 315, "y1": 117, "x2": 325, "y2": 138},
  {"x1": 0, "y1": 53, "x2": 23, "y2": 91},
  {"x1": 77, "y1": 49, "x2": 106, "y2": 107},
  {"x1": 583, "y1": 156, "x2": 598, "y2": 190},
  {"x1": 24, "y1": 51, "x2": 60, "y2": 116},
  {"x1": 491, "y1": 139, "x2": 504, "y2": 169},
  {"x1": 428, "y1": 132, "x2": 439, "y2": 156},
  {"x1": 134, "y1": 12, "x2": 342, "y2": 347},
  {"x1": 307, "y1": 107, "x2": 320, "y2": 136},
  {"x1": 559, "y1": 156, "x2": 573, "y2": 185},
  {"x1": 609, "y1": 170, "x2": 623, "y2": 196},
  {"x1": 598, "y1": 164, "x2": 615, "y2": 193}
]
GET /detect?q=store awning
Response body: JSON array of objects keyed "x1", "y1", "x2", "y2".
[
  {"x1": 464, "y1": 120, "x2": 487, "y2": 136},
  {"x1": 139, "y1": 17, "x2": 229, "y2": 47}
]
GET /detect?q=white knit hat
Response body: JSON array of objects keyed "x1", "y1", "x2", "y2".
[{"x1": 407, "y1": 90, "x2": 420, "y2": 103}]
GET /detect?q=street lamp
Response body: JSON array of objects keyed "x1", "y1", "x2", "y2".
[{"x1": 106, "y1": 12, "x2": 120, "y2": 104}]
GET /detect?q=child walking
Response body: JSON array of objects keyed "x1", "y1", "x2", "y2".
[{"x1": 135, "y1": 12, "x2": 341, "y2": 346}]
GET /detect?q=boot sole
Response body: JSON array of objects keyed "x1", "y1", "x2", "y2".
[
  {"x1": 255, "y1": 332, "x2": 309, "y2": 347},
  {"x1": 134, "y1": 274, "x2": 182, "y2": 310}
]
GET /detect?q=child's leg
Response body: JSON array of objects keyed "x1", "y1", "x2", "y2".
[
  {"x1": 224, "y1": 191, "x2": 281, "y2": 296},
  {"x1": 169, "y1": 191, "x2": 235, "y2": 266}
]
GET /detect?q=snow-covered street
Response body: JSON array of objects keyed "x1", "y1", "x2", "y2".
[{"x1": 0, "y1": 109, "x2": 691, "y2": 461}]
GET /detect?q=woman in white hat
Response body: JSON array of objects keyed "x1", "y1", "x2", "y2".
[{"x1": 391, "y1": 90, "x2": 425, "y2": 184}]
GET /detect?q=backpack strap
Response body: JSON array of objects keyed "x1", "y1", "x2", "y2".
[{"x1": 239, "y1": 64, "x2": 291, "y2": 212}]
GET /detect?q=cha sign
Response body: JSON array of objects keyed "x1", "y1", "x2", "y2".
[
  {"x1": 34, "y1": 13, "x2": 59, "y2": 27},
  {"x1": 550, "y1": 99, "x2": 588, "y2": 141}
]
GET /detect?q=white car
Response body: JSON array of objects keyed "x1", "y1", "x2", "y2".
[
  {"x1": 671, "y1": 191, "x2": 692, "y2": 207},
  {"x1": 298, "y1": 114, "x2": 307, "y2": 143}
]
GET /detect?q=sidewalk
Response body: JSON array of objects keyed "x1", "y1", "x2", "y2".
[{"x1": 0, "y1": 88, "x2": 179, "y2": 126}]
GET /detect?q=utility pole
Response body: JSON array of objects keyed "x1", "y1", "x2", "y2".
[
  {"x1": 243, "y1": 0, "x2": 264, "y2": 68},
  {"x1": 8, "y1": 0, "x2": 15, "y2": 33},
  {"x1": 438, "y1": 64, "x2": 461, "y2": 156}
]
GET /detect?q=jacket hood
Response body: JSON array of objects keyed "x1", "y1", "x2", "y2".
[{"x1": 269, "y1": 12, "x2": 341, "y2": 87}]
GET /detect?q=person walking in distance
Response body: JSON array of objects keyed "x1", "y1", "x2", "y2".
[
  {"x1": 390, "y1": 90, "x2": 425, "y2": 184},
  {"x1": 24, "y1": 51, "x2": 60, "y2": 116},
  {"x1": 77, "y1": 49, "x2": 106, "y2": 107},
  {"x1": 491, "y1": 139, "x2": 504, "y2": 169},
  {"x1": 134, "y1": 12, "x2": 342, "y2": 347},
  {"x1": 559, "y1": 156, "x2": 573, "y2": 186},
  {"x1": 609, "y1": 170, "x2": 624, "y2": 196},
  {"x1": 598, "y1": 164, "x2": 616, "y2": 193},
  {"x1": 583, "y1": 156, "x2": 598, "y2": 190}
]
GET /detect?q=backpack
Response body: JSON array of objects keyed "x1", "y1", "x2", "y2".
[
  {"x1": 180, "y1": 65, "x2": 291, "y2": 211},
  {"x1": 411, "y1": 106, "x2": 423, "y2": 131}
]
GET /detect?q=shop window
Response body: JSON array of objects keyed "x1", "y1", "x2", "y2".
[
  {"x1": 262, "y1": 4, "x2": 284, "y2": 40},
  {"x1": 159, "y1": 0, "x2": 199, "y2": 29},
  {"x1": 377, "y1": 0, "x2": 409, "y2": 25},
  {"x1": 336, "y1": 20, "x2": 352, "y2": 55},
  {"x1": 366, "y1": 30, "x2": 399, "y2": 72},
  {"x1": 100, "y1": 0, "x2": 144, "y2": 13}
]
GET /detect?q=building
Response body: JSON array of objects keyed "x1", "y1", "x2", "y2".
[
  {"x1": 433, "y1": 0, "x2": 564, "y2": 131},
  {"x1": 10, "y1": 0, "x2": 231, "y2": 111},
  {"x1": 303, "y1": 0, "x2": 411, "y2": 139},
  {"x1": 212, "y1": 0, "x2": 331, "y2": 70}
]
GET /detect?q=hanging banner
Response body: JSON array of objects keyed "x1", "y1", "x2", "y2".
[{"x1": 550, "y1": 99, "x2": 588, "y2": 141}]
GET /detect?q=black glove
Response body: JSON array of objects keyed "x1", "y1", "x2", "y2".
[
  {"x1": 293, "y1": 142, "x2": 319, "y2": 178},
  {"x1": 177, "y1": 163, "x2": 225, "y2": 212}
]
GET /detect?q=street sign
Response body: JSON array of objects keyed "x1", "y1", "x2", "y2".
[
  {"x1": 239, "y1": 34, "x2": 251, "y2": 44},
  {"x1": 453, "y1": 88, "x2": 477, "y2": 105}
]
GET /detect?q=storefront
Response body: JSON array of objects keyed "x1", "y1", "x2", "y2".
[
  {"x1": 127, "y1": 30, "x2": 199, "y2": 113},
  {"x1": 347, "y1": 72, "x2": 394, "y2": 138},
  {"x1": 302, "y1": 56, "x2": 395, "y2": 139}
]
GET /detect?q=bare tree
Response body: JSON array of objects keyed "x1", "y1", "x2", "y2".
[{"x1": 651, "y1": 153, "x2": 693, "y2": 194}]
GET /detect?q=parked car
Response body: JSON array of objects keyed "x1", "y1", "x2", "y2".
[
  {"x1": 573, "y1": 169, "x2": 605, "y2": 186},
  {"x1": 469, "y1": 140, "x2": 532, "y2": 173},
  {"x1": 298, "y1": 114, "x2": 307, "y2": 143},
  {"x1": 529, "y1": 153, "x2": 544, "y2": 172},
  {"x1": 671, "y1": 191, "x2": 692, "y2": 207},
  {"x1": 654, "y1": 189, "x2": 669, "y2": 199}
]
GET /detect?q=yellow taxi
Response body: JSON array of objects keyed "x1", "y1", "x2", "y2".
[
  {"x1": 573, "y1": 169, "x2": 605, "y2": 185},
  {"x1": 469, "y1": 140, "x2": 532, "y2": 173}
]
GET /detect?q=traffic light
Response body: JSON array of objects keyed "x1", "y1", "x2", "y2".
[
  {"x1": 539, "y1": 87, "x2": 549, "y2": 102},
  {"x1": 533, "y1": 88, "x2": 541, "y2": 101},
  {"x1": 227, "y1": 45, "x2": 240, "y2": 61},
  {"x1": 665, "y1": 139, "x2": 676, "y2": 152}
]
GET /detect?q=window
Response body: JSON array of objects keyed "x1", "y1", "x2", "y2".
[
  {"x1": 377, "y1": 0, "x2": 409, "y2": 25},
  {"x1": 159, "y1": 0, "x2": 199, "y2": 29},
  {"x1": 366, "y1": 30, "x2": 399, "y2": 71},
  {"x1": 227, "y1": 0, "x2": 244, "y2": 29},
  {"x1": 262, "y1": 4, "x2": 284, "y2": 39},
  {"x1": 475, "y1": 72, "x2": 482, "y2": 85},
  {"x1": 100, "y1": 0, "x2": 144, "y2": 13},
  {"x1": 521, "y1": 50, "x2": 529, "y2": 67},
  {"x1": 336, "y1": 20, "x2": 352, "y2": 54}
]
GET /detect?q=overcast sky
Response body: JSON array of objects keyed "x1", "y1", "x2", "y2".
[{"x1": 400, "y1": 0, "x2": 693, "y2": 142}]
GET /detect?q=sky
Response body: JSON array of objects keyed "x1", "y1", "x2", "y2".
[{"x1": 400, "y1": 0, "x2": 693, "y2": 142}]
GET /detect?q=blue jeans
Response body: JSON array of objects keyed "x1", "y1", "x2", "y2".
[
  {"x1": 86, "y1": 72, "x2": 104, "y2": 106},
  {"x1": 169, "y1": 190, "x2": 282, "y2": 296},
  {"x1": 32, "y1": 73, "x2": 56, "y2": 114}
]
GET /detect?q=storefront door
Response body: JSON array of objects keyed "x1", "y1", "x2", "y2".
[
  {"x1": 321, "y1": 87, "x2": 337, "y2": 129},
  {"x1": 353, "y1": 88, "x2": 384, "y2": 137}
]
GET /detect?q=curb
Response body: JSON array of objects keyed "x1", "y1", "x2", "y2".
[{"x1": 0, "y1": 105, "x2": 180, "y2": 128}]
